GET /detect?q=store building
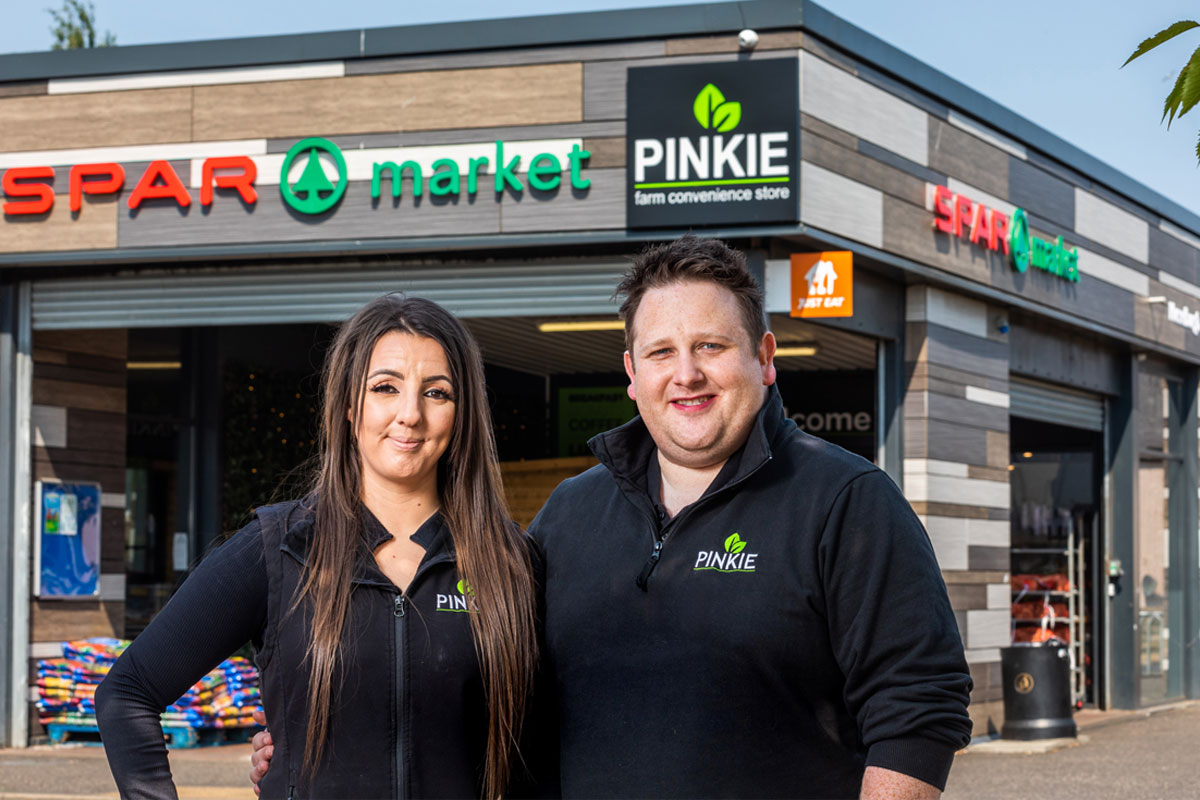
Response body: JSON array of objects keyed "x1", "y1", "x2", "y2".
[{"x1": 1, "y1": 0, "x2": 1198, "y2": 746}]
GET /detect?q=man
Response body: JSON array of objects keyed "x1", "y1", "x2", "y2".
[{"x1": 253, "y1": 236, "x2": 972, "y2": 798}]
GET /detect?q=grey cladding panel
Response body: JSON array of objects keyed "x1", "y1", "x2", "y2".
[
  {"x1": 1009, "y1": 318, "x2": 1121, "y2": 395},
  {"x1": 857, "y1": 140, "x2": 948, "y2": 188},
  {"x1": 1148, "y1": 226, "x2": 1199, "y2": 284},
  {"x1": 118, "y1": 180, "x2": 502, "y2": 248},
  {"x1": 855, "y1": 60, "x2": 950, "y2": 121},
  {"x1": 926, "y1": 391, "x2": 1008, "y2": 431},
  {"x1": 802, "y1": 134, "x2": 926, "y2": 208},
  {"x1": 347, "y1": 40, "x2": 666, "y2": 76},
  {"x1": 923, "y1": 324, "x2": 1009, "y2": 380},
  {"x1": 922, "y1": 419, "x2": 990, "y2": 463},
  {"x1": 928, "y1": 118, "x2": 1008, "y2": 200},
  {"x1": 499, "y1": 167, "x2": 625, "y2": 232},
  {"x1": 1008, "y1": 157, "x2": 1073, "y2": 230}
]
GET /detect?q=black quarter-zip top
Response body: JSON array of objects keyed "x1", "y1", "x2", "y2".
[{"x1": 529, "y1": 385, "x2": 973, "y2": 799}]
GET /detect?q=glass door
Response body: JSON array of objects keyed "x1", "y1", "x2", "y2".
[{"x1": 1134, "y1": 372, "x2": 1185, "y2": 705}]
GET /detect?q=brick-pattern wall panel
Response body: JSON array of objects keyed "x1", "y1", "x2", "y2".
[{"x1": 905, "y1": 285, "x2": 1010, "y2": 735}]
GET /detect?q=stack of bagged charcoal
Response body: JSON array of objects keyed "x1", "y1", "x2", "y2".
[{"x1": 36, "y1": 638, "x2": 262, "y2": 740}]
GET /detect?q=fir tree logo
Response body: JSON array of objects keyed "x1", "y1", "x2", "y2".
[{"x1": 280, "y1": 137, "x2": 348, "y2": 214}]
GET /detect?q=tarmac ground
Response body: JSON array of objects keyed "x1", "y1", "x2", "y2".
[{"x1": 0, "y1": 704, "x2": 1197, "y2": 799}]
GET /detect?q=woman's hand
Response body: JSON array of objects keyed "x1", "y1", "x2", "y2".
[{"x1": 249, "y1": 708, "x2": 273, "y2": 795}]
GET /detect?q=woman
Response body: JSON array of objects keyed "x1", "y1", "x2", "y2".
[{"x1": 96, "y1": 295, "x2": 545, "y2": 799}]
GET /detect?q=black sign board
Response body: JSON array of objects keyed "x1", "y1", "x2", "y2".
[{"x1": 626, "y1": 58, "x2": 799, "y2": 228}]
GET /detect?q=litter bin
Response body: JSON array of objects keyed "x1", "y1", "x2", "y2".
[{"x1": 1000, "y1": 645, "x2": 1076, "y2": 740}]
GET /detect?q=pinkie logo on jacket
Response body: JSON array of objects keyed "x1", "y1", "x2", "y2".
[
  {"x1": 436, "y1": 578, "x2": 477, "y2": 612},
  {"x1": 694, "y1": 533, "x2": 758, "y2": 573}
]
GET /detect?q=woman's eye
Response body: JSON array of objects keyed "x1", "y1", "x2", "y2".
[
  {"x1": 426, "y1": 387, "x2": 453, "y2": 401},
  {"x1": 369, "y1": 383, "x2": 397, "y2": 394}
]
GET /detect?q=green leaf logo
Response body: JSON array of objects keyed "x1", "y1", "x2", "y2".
[
  {"x1": 456, "y1": 579, "x2": 474, "y2": 596},
  {"x1": 724, "y1": 533, "x2": 747, "y2": 554},
  {"x1": 693, "y1": 83, "x2": 742, "y2": 132}
]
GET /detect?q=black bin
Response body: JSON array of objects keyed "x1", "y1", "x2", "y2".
[{"x1": 1000, "y1": 645, "x2": 1077, "y2": 740}]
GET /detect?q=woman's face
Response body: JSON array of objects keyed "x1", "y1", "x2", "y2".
[{"x1": 354, "y1": 331, "x2": 456, "y2": 495}]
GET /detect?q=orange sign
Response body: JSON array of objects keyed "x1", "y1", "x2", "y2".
[{"x1": 790, "y1": 251, "x2": 853, "y2": 318}]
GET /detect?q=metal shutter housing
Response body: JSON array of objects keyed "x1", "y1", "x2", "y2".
[
  {"x1": 1010, "y1": 376, "x2": 1105, "y2": 432},
  {"x1": 31, "y1": 260, "x2": 629, "y2": 330}
]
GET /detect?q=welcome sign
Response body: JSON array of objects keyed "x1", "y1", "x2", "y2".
[{"x1": 626, "y1": 59, "x2": 799, "y2": 228}]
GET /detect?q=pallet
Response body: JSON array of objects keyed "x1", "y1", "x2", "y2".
[{"x1": 45, "y1": 722, "x2": 261, "y2": 749}]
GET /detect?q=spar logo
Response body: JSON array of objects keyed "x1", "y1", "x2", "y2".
[
  {"x1": 436, "y1": 578, "x2": 477, "y2": 613},
  {"x1": 281, "y1": 137, "x2": 348, "y2": 215},
  {"x1": 693, "y1": 532, "x2": 758, "y2": 573},
  {"x1": 925, "y1": 184, "x2": 1080, "y2": 283}
]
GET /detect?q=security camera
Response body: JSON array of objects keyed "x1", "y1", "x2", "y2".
[{"x1": 738, "y1": 29, "x2": 759, "y2": 50}]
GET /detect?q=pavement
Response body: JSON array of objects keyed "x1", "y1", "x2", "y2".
[
  {"x1": 0, "y1": 704, "x2": 1197, "y2": 799},
  {"x1": 0, "y1": 741, "x2": 252, "y2": 800}
]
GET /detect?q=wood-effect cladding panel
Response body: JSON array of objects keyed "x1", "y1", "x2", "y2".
[
  {"x1": 192, "y1": 64, "x2": 583, "y2": 142},
  {"x1": 799, "y1": 161, "x2": 883, "y2": 248},
  {"x1": 0, "y1": 194, "x2": 118, "y2": 254},
  {"x1": 928, "y1": 118, "x2": 1009, "y2": 200},
  {"x1": 0, "y1": 88, "x2": 192, "y2": 152}
]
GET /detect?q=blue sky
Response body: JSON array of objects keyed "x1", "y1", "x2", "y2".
[{"x1": 2, "y1": 1, "x2": 1200, "y2": 217}]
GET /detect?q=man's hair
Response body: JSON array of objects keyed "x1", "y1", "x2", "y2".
[{"x1": 616, "y1": 235, "x2": 768, "y2": 351}]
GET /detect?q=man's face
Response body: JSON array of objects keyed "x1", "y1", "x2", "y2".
[{"x1": 623, "y1": 279, "x2": 776, "y2": 471}]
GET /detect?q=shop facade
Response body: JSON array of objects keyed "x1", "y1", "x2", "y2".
[{"x1": 1, "y1": 0, "x2": 1198, "y2": 746}]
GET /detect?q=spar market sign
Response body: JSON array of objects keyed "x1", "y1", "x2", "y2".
[
  {"x1": 0, "y1": 138, "x2": 592, "y2": 216},
  {"x1": 626, "y1": 59, "x2": 798, "y2": 228},
  {"x1": 925, "y1": 183, "x2": 1079, "y2": 283}
]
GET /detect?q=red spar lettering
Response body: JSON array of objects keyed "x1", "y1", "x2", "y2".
[{"x1": 2, "y1": 167, "x2": 55, "y2": 215}]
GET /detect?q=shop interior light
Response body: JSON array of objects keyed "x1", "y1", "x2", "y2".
[
  {"x1": 126, "y1": 361, "x2": 182, "y2": 370},
  {"x1": 537, "y1": 320, "x2": 625, "y2": 333},
  {"x1": 1022, "y1": 451, "x2": 1033, "y2": 458},
  {"x1": 774, "y1": 346, "x2": 818, "y2": 357}
]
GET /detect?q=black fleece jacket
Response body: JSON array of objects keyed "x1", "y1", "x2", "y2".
[
  {"x1": 528, "y1": 387, "x2": 972, "y2": 799},
  {"x1": 96, "y1": 501, "x2": 554, "y2": 800}
]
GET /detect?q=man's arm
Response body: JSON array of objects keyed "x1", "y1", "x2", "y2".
[
  {"x1": 819, "y1": 470, "x2": 973, "y2": 792},
  {"x1": 861, "y1": 766, "x2": 941, "y2": 800}
]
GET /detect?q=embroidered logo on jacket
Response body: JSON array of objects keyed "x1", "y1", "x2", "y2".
[
  {"x1": 436, "y1": 578, "x2": 477, "y2": 613},
  {"x1": 693, "y1": 533, "x2": 758, "y2": 573}
]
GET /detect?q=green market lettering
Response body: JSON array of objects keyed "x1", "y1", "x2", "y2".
[
  {"x1": 366, "y1": 140, "x2": 591, "y2": 205},
  {"x1": 926, "y1": 183, "x2": 1079, "y2": 282}
]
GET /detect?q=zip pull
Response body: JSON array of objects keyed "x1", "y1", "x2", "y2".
[
  {"x1": 287, "y1": 786, "x2": 295, "y2": 800},
  {"x1": 635, "y1": 538, "x2": 664, "y2": 591},
  {"x1": 394, "y1": 595, "x2": 407, "y2": 617}
]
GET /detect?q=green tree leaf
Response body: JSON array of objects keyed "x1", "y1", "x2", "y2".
[
  {"x1": 724, "y1": 533, "x2": 744, "y2": 553},
  {"x1": 693, "y1": 83, "x2": 726, "y2": 129},
  {"x1": 1164, "y1": 63, "x2": 1189, "y2": 125},
  {"x1": 713, "y1": 101, "x2": 742, "y2": 132},
  {"x1": 732, "y1": 540, "x2": 746, "y2": 554},
  {"x1": 457, "y1": 579, "x2": 474, "y2": 595},
  {"x1": 1123, "y1": 20, "x2": 1200, "y2": 67},
  {"x1": 1176, "y1": 44, "x2": 1200, "y2": 122}
]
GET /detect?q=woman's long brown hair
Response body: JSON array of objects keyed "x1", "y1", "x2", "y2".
[{"x1": 296, "y1": 294, "x2": 538, "y2": 798}]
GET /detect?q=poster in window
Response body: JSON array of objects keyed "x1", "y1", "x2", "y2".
[{"x1": 35, "y1": 481, "x2": 102, "y2": 599}]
